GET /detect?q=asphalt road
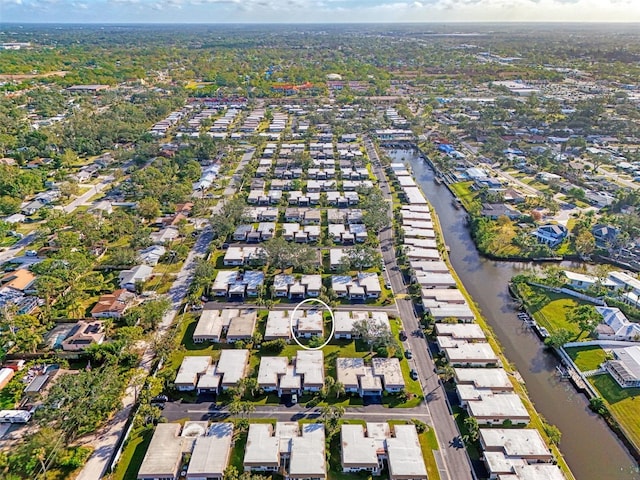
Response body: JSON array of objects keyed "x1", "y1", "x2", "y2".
[
  {"x1": 366, "y1": 137, "x2": 474, "y2": 480},
  {"x1": 0, "y1": 176, "x2": 112, "y2": 264},
  {"x1": 161, "y1": 402, "x2": 432, "y2": 424}
]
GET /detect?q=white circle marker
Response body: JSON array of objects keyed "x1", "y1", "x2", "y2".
[{"x1": 289, "y1": 298, "x2": 335, "y2": 351}]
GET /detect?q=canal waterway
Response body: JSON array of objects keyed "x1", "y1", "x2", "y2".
[{"x1": 387, "y1": 148, "x2": 640, "y2": 480}]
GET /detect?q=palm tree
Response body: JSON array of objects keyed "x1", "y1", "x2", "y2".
[{"x1": 333, "y1": 381, "x2": 345, "y2": 399}]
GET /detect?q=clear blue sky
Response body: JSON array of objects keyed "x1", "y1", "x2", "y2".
[{"x1": 1, "y1": 0, "x2": 639, "y2": 23}]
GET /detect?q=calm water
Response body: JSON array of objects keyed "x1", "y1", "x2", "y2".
[{"x1": 388, "y1": 149, "x2": 640, "y2": 480}]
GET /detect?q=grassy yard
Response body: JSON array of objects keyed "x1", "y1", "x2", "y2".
[
  {"x1": 0, "y1": 389, "x2": 17, "y2": 410},
  {"x1": 111, "y1": 426, "x2": 154, "y2": 480},
  {"x1": 167, "y1": 313, "x2": 226, "y2": 373},
  {"x1": 565, "y1": 345, "x2": 607, "y2": 371},
  {"x1": 449, "y1": 181, "x2": 479, "y2": 211},
  {"x1": 229, "y1": 429, "x2": 249, "y2": 472},
  {"x1": 527, "y1": 287, "x2": 589, "y2": 340},
  {"x1": 419, "y1": 427, "x2": 441, "y2": 480},
  {"x1": 590, "y1": 374, "x2": 640, "y2": 450},
  {"x1": 452, "y1": 406, "x2": 481, "y2": 460}
]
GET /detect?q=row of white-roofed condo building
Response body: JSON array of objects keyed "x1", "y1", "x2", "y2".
[
  {"x1": 173, "y1": 349, "x2": 405, "y2": 398},
  {"x1": 136, "y1": 420, "x2": 431, "y2": 480},
  {"x1": 390, "y1": 162, "x2": 567, "y2": 480}
]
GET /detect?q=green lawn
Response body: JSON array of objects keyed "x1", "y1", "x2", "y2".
[
  {"x1": 389, "y1": 318, "x2": 425, "y2": 407},
  {"x1": 452, "y1": 406, "x2": 481, "y2": 460},
  {"x1": 0, "y1": 390, "x2": 17, "y2": 410},
  {"x1": 229, "y1": 430, "x2": 249, "y2": 472},
  {"x1": 420, "y1": 428, "x2": 441, "y2": 480},
  {"x1": 590, "y1": 374, "x2": 640, "y2": 450},
  {"x1": 527, "y1": 287, "x2": 589, "y2": 340},
  {"x1": 565, "y1": 345, "x2": 607, "y2": 371},
  {"x1": 111, "y1": 426, "x2": 154, "y2": 480},
  {"x1": 449, "y1": 181, "x2": 479, "y2": 211},
  {"x1": 167, "y1": 313, "x2": 226, "y2": 373}
]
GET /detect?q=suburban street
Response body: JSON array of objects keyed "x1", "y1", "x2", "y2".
[
  {"x1": 161, "y1": 402, "x2": 432, "y2": 423},
  {"x1": 60, "y1": 176, "x2": 113, "y2": 213},
  {"x1": 366, "y1": 137, "x2": 474, "y2": 480}
]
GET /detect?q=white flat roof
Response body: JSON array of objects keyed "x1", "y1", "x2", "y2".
[
  {"x1": 415, "y1": 272, "x2": 456, "y2": 287},
  {"x1": 407, "y1": 247, "x2": 441, "y2": 261},
  {"x1": 336, "y1": 357, "x2": 365, "y2": 388},
  {"x1": 429, "y1": 304, "x2": 475, "y2": 320},
  {"x1": 296, "y1": 350, "x2": 324, "y2": 387},
  {"x1": 372, "y1": 358, "x2": 405, "y2": 389},
  {"x1": 410, "y1": 260, "x2": 448, "y2": 273},
  {"x1": 187, "y1": 423, "x2": 234, "y2": 477},
  {"x1": 289, "y1": 424, "x2": 326, "y2": 478},
  {"x1": 341, "y1": 424, "x2": 378, "y2": 468},
  {"x1": 435, "y1": 323, "x2": 486, "y2": 340},
  {"x1": 405, "y1": 238, "x2": 437, "y2": 249},
  {"x1": 137, "y1": 423, "x2": 186, "y2": 478},
  {"x1": 479, "y1": 428, "x2": 551, "y2": 458},
  {"x1": 421, "y1": 288, "x2": 466, "y2": 303},
  {"x1": 244, "y1": 423, "x2": 279, "y2": 466},
  {"x1": 444, "y1": 343, "x2": 499, "y2": 363},
  {"x1": 257, "y1": 357, "x2": 288, "y2": 386},
  {"x1": 467, "y1": 393, "x2": 530, "y2": 421},
  {"x1": 216, "y1": 349, "x2": 249, "y2": 385},
  {"x1": 193, "y1": 308, "x2": 237, "y2": 340},
  {"x1": 265, "y1": 310, "x2": 293, "y2": 339},
  {"x1": 387, "y1": 425, "x2": 428, "y2": 478},
  {"x1": 510, "y1": 464, "x2": 565, "y2": 480},
  {"x1": 175, "y1": 356, "x2": 211, "y2": 386},
  {"x1": 226, "y1": 311, "x2": 257, "y2": 339},
  {"x1": 297, "y1": 311, "x2": 323, "y2": 334},
  {"x1": 402, "y1": 226, "x2": 436, "y2": 238},
  {"x1": 334, "y1": 310, "x2": 387, "y2": 334},
  {"x1": 454, "y1": 368, "x2": 513, "y2": 390},
  {"x1": 403, "y1": 187, "x2": 427, "y2": 205}
]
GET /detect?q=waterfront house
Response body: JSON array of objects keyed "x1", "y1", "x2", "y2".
[{"x1": 531, "y1": 224, "x2": 567, "y2": 248}]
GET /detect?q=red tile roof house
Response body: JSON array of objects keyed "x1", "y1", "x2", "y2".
[{"x1": 90, "y1": 289, "x2": 135, "y2": 319}]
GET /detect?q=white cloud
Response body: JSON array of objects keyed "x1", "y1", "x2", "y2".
[{"x1": 2, "y1": 0, "x2": 640, "y2": 21}]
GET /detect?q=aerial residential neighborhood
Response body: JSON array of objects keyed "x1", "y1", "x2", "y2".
[{"x1": 1, "y1": 19, "x2": 640, "y2": 480}]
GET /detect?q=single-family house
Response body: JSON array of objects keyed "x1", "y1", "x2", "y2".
[
  {"x1": 0, "y1": 269, "x2": 37, "y2": 294},
  {"x1": 604, "y1": 345, "x2": 640, "y2": 388},
  {"x1": 532, "y1": 224, "x2": 568, "y2": 248},
  {"x1": 138, "y1": 245, "x2": 166, "y2": 266},
  {"x1": 150, "y1": 226, "x2": 180, "y2": 245},
  {"x1": 90, "y1": 289, "x2": 135, "y2": 318},
  {"x1": 595, "y1": 306, "x2": 640, "y2": 342},
  {"x1": 119, "y1": 265, "x2": 153, "y2": 291},
  {"x1": 61, "y1": 320, "x2": 105, "y2": 352},
  {"x1": 592, "y1": 224, "x2": 620, "y2": 249}
]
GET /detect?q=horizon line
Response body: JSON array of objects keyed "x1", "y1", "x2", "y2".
[{"x1": 3, "y1": 20, "x2": 640, "y2": 25}]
